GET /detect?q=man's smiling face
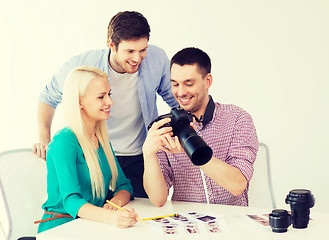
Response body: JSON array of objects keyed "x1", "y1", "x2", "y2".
[
  {"x1": 170, "y1": 63, "x2": 212, "y2": 118},
  {"x1": 109, "y1": 37, "x2": 148, "y2": 74}
]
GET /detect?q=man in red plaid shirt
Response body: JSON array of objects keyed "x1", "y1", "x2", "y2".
[{"x1": 143, "y1": 47, "x2": 258, "y2": 207}]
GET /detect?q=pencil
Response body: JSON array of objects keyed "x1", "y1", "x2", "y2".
[
  {"x1": 106, "y1": 200, "x2": 144, "y2": 222},
  {"x1": 142, "y1": 213, "x2": 178, "y2": 221}
]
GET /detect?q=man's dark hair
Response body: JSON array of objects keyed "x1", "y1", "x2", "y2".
[
  {"x1": 170, "y1": 47, "x2": 211, "y2": 78},
  {"x1": 107, "y1": 11, "x2": 150, "y2": 49}
]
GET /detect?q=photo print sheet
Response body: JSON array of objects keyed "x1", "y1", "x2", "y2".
[
  {"x1": 247, "y1": 211, "x2": 313, "y2": 227},
  {"x1": 146, "y1": 211, "x2": 228, "y2": 236},
  {"x1": 246, "y1": 214, "x2": 270, "y2": 226}
]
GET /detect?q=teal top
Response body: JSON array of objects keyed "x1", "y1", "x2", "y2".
[{"x1": 37, "y1": 127, "x2": 133, "y2": 233}]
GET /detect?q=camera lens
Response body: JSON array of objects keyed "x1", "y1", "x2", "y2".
[
  {"x1": 269, "y1": 209, "x2": 291, "y2": 233},
  {"x1": 178, "y1": 128, "x2": 213, "y2": 166},
  {"x1": 148, "y1": 107, "x2": 213, "y2": 166},
  {"x1": 285, "y1": 189, "x2": 315, "y2": 229}
]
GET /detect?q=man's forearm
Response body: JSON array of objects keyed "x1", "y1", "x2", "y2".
[
  {"x1": 143, "y1": 153, "x2": 168, "y2": 207},
  {"x1": 200, "y1": 157, "x2": 248, "y2": 196},
  {"x1": 110, "y1": 190, "x2": 132, "y2": 207},
  {"x1": 37, "y1": 102, "x2": 55, "y2": 143}
]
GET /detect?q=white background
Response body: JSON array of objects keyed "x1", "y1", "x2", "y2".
[{"x1": 0, "y1": 0, "x2": 328, "y2": 213}]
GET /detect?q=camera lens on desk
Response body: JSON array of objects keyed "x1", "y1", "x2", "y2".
[
  {"x1": 285, "y1": 189, "x2": 315, "y2": 229},
  {"x1": 269, "y1": 209, "x2": 291, "y2": 233}
]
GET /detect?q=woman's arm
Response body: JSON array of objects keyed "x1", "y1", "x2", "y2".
[{"x1": 77, "y1": 202, "x2": 138, "y2": 228}]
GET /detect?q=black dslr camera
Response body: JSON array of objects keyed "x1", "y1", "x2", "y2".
[{"x1": 148, "y1": 107, "x2": 213, "y2": 166}]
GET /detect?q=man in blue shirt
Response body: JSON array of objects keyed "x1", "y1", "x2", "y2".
[{"x1": 33, "y1": 11, "x2": 178, "y2": 198}]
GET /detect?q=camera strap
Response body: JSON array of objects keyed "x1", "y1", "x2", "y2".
[
  {"x1": 200, "y1": 169, "x2": 210, "y2": 204},
  {"x1": 192, "y1": 114, "x2": 203, "y2": 123}
]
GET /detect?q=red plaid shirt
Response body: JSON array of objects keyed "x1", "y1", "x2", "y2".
[{"x1": 157, "y1": 98, "x2": 258, "y2": 206}]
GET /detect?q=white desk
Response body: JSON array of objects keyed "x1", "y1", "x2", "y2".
[{"x1": 37, "y1": 198, "x2": 329, "y2": 240}]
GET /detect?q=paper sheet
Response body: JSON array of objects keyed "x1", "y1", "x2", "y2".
[{"x1": 145, "y1": 211, "x2": 228, "y2": 236}]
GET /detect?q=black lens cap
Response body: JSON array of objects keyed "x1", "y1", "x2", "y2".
[{"x1": 285, "y1": 189, "x2": 315, "y2": 207}]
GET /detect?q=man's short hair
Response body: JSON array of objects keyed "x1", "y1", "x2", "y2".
[
  {"x1": 107, "y1": 11, "x2": 150, "y2": 49},
  {"x1": 170, "y1": 47, "x2": 211, "y2": 78}
]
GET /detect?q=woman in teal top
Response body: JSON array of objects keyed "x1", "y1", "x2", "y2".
[{"x1": 37, "y1": 66, "x2": 139, "y2": 233}]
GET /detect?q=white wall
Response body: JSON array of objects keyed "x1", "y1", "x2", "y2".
[{"x1": 1, "y1": 0, "x2": 328, "y2": 213}]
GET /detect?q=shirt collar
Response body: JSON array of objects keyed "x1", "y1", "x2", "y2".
[{"x1": 199, "y1": 95, "x2": 215, "y2": 126}]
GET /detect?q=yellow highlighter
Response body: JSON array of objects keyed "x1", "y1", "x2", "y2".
[{"x1": 142, "y1": 213, "x2": 179, "y2": 221}]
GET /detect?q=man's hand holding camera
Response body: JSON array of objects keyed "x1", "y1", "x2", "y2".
[
  {"x1": 142, "y1": 117, "x2": 183, "y2": 207},
  {"x1": 143, "y1": 118, "x2": 184, "y2": 156},
  {"x1": 146, "y1": 108, "x2": 213, "y2": 166}
]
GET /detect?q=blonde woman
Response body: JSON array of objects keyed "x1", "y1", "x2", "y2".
[{"x1": 37, "y1": 66, "x2": 138, "y2": 233}]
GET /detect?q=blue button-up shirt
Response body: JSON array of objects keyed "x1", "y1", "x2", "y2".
[{"x1": 39, "y1": 44, "x2": 178, "y2": 134}]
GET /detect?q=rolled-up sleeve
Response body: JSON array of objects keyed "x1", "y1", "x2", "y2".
[
  {"x1": 38, "y1": 59, "x2": 77, "y2": 108},
  {"x1": 157, "y1": 150, "x2": 174, "y2": 190},
  {"x1": 39, "y1": 49, "x2": 109, "y2": 109},
  {"x1": 227, "y1": 110, "x2": 258, "y2": 182}
]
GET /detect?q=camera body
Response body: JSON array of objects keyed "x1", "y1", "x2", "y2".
[
  {"x1": 148, "y1": 107, "x2": 213, "y2": 166},
  {"x1": 148, "y1": 107, "x2": 193, "y2": 134}
]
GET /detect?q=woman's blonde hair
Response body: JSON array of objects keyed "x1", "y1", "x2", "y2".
[{"x1": 62, "y1": 66, "x2": 118, "y2": 199}]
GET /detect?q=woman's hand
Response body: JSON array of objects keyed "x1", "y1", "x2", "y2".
[{"x1": 115, "y1": 207, "x2": 138, "y2": 228}]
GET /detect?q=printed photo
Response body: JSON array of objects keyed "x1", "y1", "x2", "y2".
[
  {"x1": 247, "y1": 214, "x2": 269, "y2": 226},
  {"x1": 162, "y1": 225, "x2": 177, "y2": 235},
  {"x1": 197, "y1": 215, "x2": 216, "y2": 222},
  {"x1": 206, "y1": 221, "x2": 222, "y2": 233},
  {"x1": 184, "y1": 224, "x2": 200, "y2": 234}
]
